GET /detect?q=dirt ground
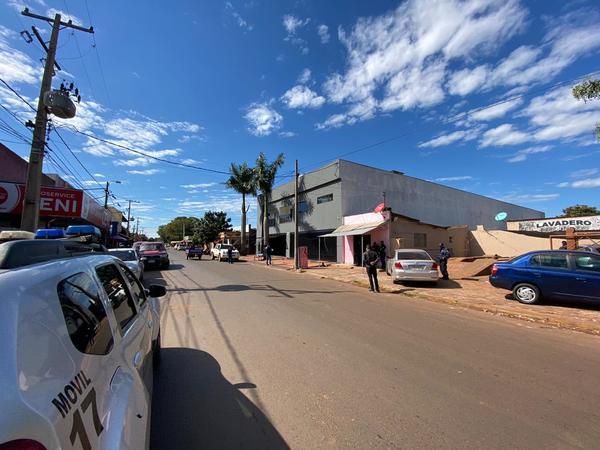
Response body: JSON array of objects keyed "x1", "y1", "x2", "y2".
[{"x1": 244, "y1": 255, "x2": 600, "y2": 336}]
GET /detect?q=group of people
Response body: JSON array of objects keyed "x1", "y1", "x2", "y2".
[{"x1": 363, "y1": 242, "x2": 451, "y2": 293}]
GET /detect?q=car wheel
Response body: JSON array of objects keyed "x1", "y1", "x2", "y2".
[
  {"x1": 512, "y1": 283, "x2": 540, "y2": 305},
  {"x1": 153, "y1": 331, "x2": 161, "y2": 369}
]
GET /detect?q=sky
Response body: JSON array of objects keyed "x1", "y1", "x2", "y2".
[{"x1": 0, "y1": 0, "x2": 599, "y2": 237}]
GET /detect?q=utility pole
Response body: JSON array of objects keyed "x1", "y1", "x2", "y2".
[
  {"x1": 103, "y1": 180, "x2": 121, "y2": 209},
  {"x1": 294, "y1": 159, "x2": 299, "y2": 270},
  {"x1": 126, "y1": 199, "x2": 139, "y2": 234},
  {"x1": 183, "y1": 222, "x2": 186, "y2": 240},
  {"x1": 20, "y1": 8, "x2": 94, "y2": 231}
]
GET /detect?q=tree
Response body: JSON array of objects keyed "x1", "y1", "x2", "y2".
[
  {"x1": 157, "y1": 216, "x2": 199, "y2": 243},
  {"x1": 561, "y1": 204, "x2": 600, "y2": 217},
  {"x1": 255, "y1": 152, "x2": 285, "y2": 247},
  {"x1": 572, "y1": 78, "x2": 600, "y2": 139},
  {"x1": 193, "y1": 211, "x2": 232, "y2": 245},
  {"x1": 226, "y1": 162, "x2": 256, "y2": 255}
]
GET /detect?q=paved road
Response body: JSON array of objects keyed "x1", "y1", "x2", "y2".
[{"x1": 150, "y1": 251, "x2": 600, "y2": 449}]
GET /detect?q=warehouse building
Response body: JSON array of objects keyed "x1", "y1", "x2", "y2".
[{"x1": 256, "y1": 160, "x2": 544, "y2": 263}]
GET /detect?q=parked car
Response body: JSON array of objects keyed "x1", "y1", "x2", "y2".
[
  {"x1": 0, "y1": 240, "x2": 166, "y2": 449},
  {"x1": 578, "y1": 244, "x2": 600, "y2": 254},
  {"x1": 386, "y1": 249, "x2": 439, "y2": 284},
  {"x1": 186, "y1": 246, "x2": 204, "y2": 260},
  {"x1": 489, "y1": 250, "x2": 600, "y2": 304},
  {"x1": 211, "y1": 243, "x2": 240, "y2": 262},
  {"x1": 138, "y1": 242, "x2": 170, "y2": 270},
  {"x1": 109, "y1": 247, "x2": 145, "y2": 280}
]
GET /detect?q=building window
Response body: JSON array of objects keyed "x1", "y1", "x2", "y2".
[
  {"x1": 57, "y1": 272, "x2": 114, "y2": 355},
  {"x1": 414, "y1": 233, "x2": 427, "y2": 248},
  {"x1": 317, "y1": 193, "x2": 333, "y2": 204},
  {"x1": 279, "y1": 214, "x2": 292, "y2": 224}
]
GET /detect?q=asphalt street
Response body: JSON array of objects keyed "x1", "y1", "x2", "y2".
[{"x1": 149, "y1": 251, "x2": 600, "y2": 449}]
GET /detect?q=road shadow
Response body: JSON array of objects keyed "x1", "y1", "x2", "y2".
[
  {"x1": 169, "y1": 283, "x2": 349, "y2": 298},
  {"x1": 505, "y1": 294, "x2": 600, "y2": 312},
  {"x1": 143, "y1": 268, "x2": 168, "y2": 288},
  {"x1": 151, "y1": 347, "x2": 289, "y2": 450},
  {"x1": 392, "y1": 279, "x2": 462, "y2": 289}
]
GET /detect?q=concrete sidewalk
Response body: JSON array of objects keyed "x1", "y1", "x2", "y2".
[{"x1": 244, "y1": 255, "x2": 600, "y2": 336}]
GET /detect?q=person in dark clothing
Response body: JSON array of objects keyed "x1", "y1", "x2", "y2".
[
  {"x1": 378, "y1": 240, "x2": 387, "y2": 270},
  {"x1": 559, "y1": 240, "x2": 568, "y2": 250},
  {"x1": 438, "y1": 243, "x2": 450, "y2": 280},
  {"x1": 227, "y1": 246, "x2": 233, "y2": 264},
  {"x1": 264, "y1": 244, "x2": 273, "y2": 265},
  {"x1": 363, "y1": 245, "x2": 380, "y2": 293}
]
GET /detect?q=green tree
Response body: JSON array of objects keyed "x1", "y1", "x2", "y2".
[
  {"x1": 225, "y1": 162, "x2": 256, "y2": 255},
  {"x1": 193, "y1": 211, "x2": 232, "y2": 245},
  {"x1": 561, "y1": 204, "x2": 600, "y2": 217},
  {"x1": 157, "y1": 216, "x2": 199, "y2": 243},
  {"x1": 572, "y1": 78, "x2": 600, "y2": 139},
  {"x1": 255, "y1": 152, "x2": 285, "y2": 247}
]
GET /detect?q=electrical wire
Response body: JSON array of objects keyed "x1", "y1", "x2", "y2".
[{"x1": 83, "y1": 0, "x2": 113, "y2": 108}]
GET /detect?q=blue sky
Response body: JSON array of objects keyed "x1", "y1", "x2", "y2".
[{"x1": 1, "y1": 0, "x2": 599, "y2": 236}]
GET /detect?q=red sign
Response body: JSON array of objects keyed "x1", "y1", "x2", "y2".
[
  {"x1": 374, "y1": 202, "x2": 385, "y2": 213},
  {"x1": 0, "y1": 182, "x2": 83, "y2": 218}
]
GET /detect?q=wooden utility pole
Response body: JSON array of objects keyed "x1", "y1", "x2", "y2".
[
  {"x1": 20, "y1": 8, "x2": 94, "y2": 231},
  {"x1": 126, "y1": 199, "x2": 139, "y2": 235},
  {"x1": 294, "y1": 159, "x2": 299, "y2": 270}
]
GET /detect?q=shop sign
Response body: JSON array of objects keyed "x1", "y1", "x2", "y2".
[
  {"x1": 517, "y1": 216, "x2": 600, "y2": 233},
  {"x1": 0, "y1": 182, "x2": 83, "y2": 217}
]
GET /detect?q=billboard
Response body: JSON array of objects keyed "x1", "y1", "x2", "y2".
[
  {"x1": 0, "y1": 182, "x2": 83, "y2": 217},
  {"x1": 516, "y1": 216, "x2": 600, "y2": 233}
]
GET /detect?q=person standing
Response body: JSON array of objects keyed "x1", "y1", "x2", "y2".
[
  {"x1": 379, "y1": 240, "x2": 387, "y2": 270},
  {"x1": 559, "y1": 240, "x2": 568, "y2": 250},
  {"x1": 438, "y1": 243, "x2": 450, "y2": 280},
  {"x1": 227, "y1": 245, "x2": 234, "y2": 264},
  {"x1": 363, "y1": 245, "x2": 380, "y2": 293},
  {"x1": 265, "y1": 244, "x2": 273, "y2": 266}
]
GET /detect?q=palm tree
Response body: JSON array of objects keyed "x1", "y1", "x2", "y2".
[
  {"x1": 255, "y1": 152, "x2": 285, "y2": 247},
  {"x1": 225, "y1": 162, "x2": 256, "y2": 255}
]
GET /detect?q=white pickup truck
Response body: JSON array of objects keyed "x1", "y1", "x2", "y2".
[{"x1": 211, "y1": 243, "x2": 240, "y2": 262}]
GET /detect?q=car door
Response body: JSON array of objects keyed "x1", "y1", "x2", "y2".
[
  {"x1": 119, "y1": 264, "x2": 155, "y2": 392},
  {"x1": 527, "y1": 253, "x2": 574, "y2": 299},
  {"x1": 570, "y1": 253, "x2": 600, "y2": 301},
  {"x1": 95, "y1": 262, "x2": 151, "y2": 450}
]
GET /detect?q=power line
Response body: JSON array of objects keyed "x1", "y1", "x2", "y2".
[
  {"x1": 83, "y1": 0, "x2": 113, "y2": 108},
  {"x1": 0, "y1": 78, "x2": 36, "y2": 111}
]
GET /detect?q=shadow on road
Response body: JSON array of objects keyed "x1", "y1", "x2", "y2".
[
  {"x1": 169, "y1": 283, "x2": 348, "y2": 297},
  {"x1": 151, "y1": 348, "x2": 289, "y2": 450}
]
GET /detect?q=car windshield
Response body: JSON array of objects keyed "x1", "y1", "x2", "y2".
[
  {"x1": 110, "y1": 250, "x2": 138, "y2": 261},
  {"x1": 140, "y1": 244, "x2": 165, "y2": 251},
  {"x1": 220, "y1": 245, "x2": 232, "y2": 250},
  {"x1": 396, "y1": 251, "x2": 431, "y2": 260}
]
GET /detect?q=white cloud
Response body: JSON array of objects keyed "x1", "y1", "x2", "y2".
[
  {"x1": 507, "y1": 145, "x2": 552, "y2": 163},
  {"x1": 283, "y1": 14, "x2": 309, "y2": 34},
  {"x1": 435, "y1": 176, "x2": 473, "y2": 182},
  {"x1": 0, "y1": 26, "x2": 40, "y2": 85},
  {"x1": 558, "y1": 177, "x2": 600, "y2": 189},
  {"x1": 244, "y1": 102, "x2": 283, "y2": 136},
  {"x1": 480, "y1": 124, "x2": 530, "y2": 147},
  {"x1": 320, "y1": 0, "x2": 526, "y2": 128},
  {"x1": 281, "y1": 85, "x2": 325, "y2": 109},
  {"x1": 447, "y1": 66, "x2": 489, "y2": 96},
  {"x1": 501, "y1": 193, "x2": 559, "y2": 203},
  {"x1": 297, "y1": 68, "x2": 311, "y2": 84},
  {"x1": 46, "y1": 8, "x2": 83, "y2": 26},
  {"x1": 127, "y1": 169, "x2": 162, "y2": 175},
  {"x1": 93, "y1": 173, "x2": 105, "y2": 178},
  {"x1": 181, "y1": 183, "x2": 217, "y2": 189},
  {"x1": 419, "y1": 128, "x2": 481, "y2": 148},
  {"x1": 279, "y1": 131, "x2": 296, "y2": 138},
  {"x1": 317, "y1": 24, "x2": 330, "y2": 43},
  {"x1": 570, "y1": 168, "x2": 599, "y2": 178},
  {"x1": 225, "y1": 2, "x2": 253, "y2": 32},
  {"x1": 469, "y1": 97, "x2": 523, "y2": 121}
]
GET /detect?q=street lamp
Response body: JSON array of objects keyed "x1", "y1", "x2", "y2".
[{"x1": 103, "y1": 180, "x2": 122, "y2": 209}]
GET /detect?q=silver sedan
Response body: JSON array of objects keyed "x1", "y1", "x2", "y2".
[
  {"x1": 386, "y1": 249, "x2": 439, "y2": 284},
  {"x1": 109, "y1": 248, "x2": 144, "y2": 281}
]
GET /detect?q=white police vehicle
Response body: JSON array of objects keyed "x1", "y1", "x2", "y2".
[{"x1": 0, "y1": 239, "x2": 165, "y2": 450}]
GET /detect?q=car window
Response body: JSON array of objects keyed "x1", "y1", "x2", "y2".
[
  {"x1": 530, "y1": 253, "x2": 568, "y2": 269},
  {"x1": 574, "y1": 254, "x2": 600, "y2": 273},
  {"x1": 121, "y1": 265, "x2": 147, "y2": 308},
  {"x1": 140, "y1": 243, "x2": 165, "y2": 251},
  {"x1": 96, "y1": 263, "x2": 138, "y2": 333},
  {"x1": 396, "y1": 251, "x2": 431, "y2": 260},
  {"x1": 57, "y1": 272, "x2": 114, "y2": 355},
  {"x1": 110, "y1": 250, "x2": 138, "y2": 261}
]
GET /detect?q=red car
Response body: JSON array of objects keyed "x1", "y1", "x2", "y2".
[{"x1": 138, "y1": 242, "x2": 170, "y2": 270}]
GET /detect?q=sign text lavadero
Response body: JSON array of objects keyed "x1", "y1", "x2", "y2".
[{"x1": 517, "y1": 216, "x2": 600, "y2": 233}]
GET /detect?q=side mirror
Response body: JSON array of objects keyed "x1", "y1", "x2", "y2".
[{"x1": 147, "y1": 284, "x2": 166, "y2": 298}]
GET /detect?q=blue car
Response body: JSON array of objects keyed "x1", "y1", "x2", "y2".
[{"x1": 489, "y1": 250, "x2": 600, "y2": 304}]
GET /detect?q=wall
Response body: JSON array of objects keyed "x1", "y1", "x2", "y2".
[
  {"x1": 339, "y1": 160, "x2": 544, "y2": 230},
  {"x1": 389, "y1": 216, "x2": 468, "y2": 257},
  {"x1": 469, "y1": 226, "x2": 551, "y2": 257}
]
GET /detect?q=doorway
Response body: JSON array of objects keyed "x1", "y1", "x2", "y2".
[{"x1": 353, "y1": 234, "x2": 371, "y2": 266}]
